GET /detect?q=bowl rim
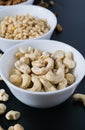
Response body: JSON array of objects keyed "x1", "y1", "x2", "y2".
[
  {"x1": 0, "y1": 40, "x2": 85, "y2": 95},
  {"x1": 0, "y1": 5, "x2": 57, "y2": 41}
]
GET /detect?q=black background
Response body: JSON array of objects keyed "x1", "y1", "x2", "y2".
[{"x1": 0, "y1": 0, "x2": 85, "y2": 129}]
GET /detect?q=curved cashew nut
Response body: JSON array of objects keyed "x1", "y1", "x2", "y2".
[
  {"x1": 32, "y1": 67, "x2": 47, "y2": 75},
  {"x1": 57, "y1": 78, "x2": 67, "y2": 90},
  {"x1": 0, "y1": 103, "x2": 7, "y2": 115},
  {"x1": 9, "y1": 74, "x2": 22, "y2": 86},
  {"x1": 0, "y1": 89, "x2": 9, "y2": 102},
  {"x1": 8, "y1": 124, "x2": 24, "y2": 130},
  {"x1": 63, "y1": 58, "x2": 76, "y2": 69},
  {"x1": 25, "y1": 48, "x2": 41, "y2": 61},
  {"x1": 46, "y1": 70, "x2": 64, "y2": 84},
  {"x1": 65, "y1": 52, "x2": 73, "y2": 59},
  {"x1": 55, "y1": 59, "x2": 63, "y2": 69},
  {"x1": 56, "y1": 66, "x2": 65, "y2": 77},
  {"x1": 31, "y1": 57, "x2": 54, "y2": 75},
  {"x1": 15, "y1": 60, "x2": 31, "y2": 74},
  {"x1": 20, "y1": 74, "x2": 31, "y2": 89},
  {"x1": 42, "y1": 51, "x2": 51, "y2": 57},
  {"x1": 45, "y1": 57, "x2": 54, "y2": 70},
  {"x1": 27, "y1": 76, "x2": 42, "y2": 92},
  {"x1": 20, "y1": 56, "x2": 30, "y2": 65},
  {"x1": 32, "y1": 59, "x2": 45, "y2": 68},
  {"x1": 40, "y1": 77, "x2": 56, "y2": 92},
  {"x1": 65, "y1": 73, "x2": 75, "y2": 85},
  {"x1": 9, "y1": 68, "x2": 21, "y2": 76},
  {"x1": 72, "y1": 93, "x2": 85, "y2": 106},
  {"x1": 5, "y1": 110, "x2": 21, "y2": 120},
  {"x1": 51, "y1": 50, "x2": 65, "y2": 60}
]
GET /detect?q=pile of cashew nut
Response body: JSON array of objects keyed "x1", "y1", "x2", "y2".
[{"x1": 9, "y1": 47, "x2": 76, "y2": 92}]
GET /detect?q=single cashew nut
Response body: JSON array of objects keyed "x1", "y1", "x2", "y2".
[
  {"x1": 65, "y1": 73, "x2": 75, "y2": 85},
  {"x1": 14, "y1": 124, "x2": 24, "y2": 130},
  {"x1": 0, "y1": 103, "x2": 6, "y2": 115},
  {"x1": 0, "y1": 126, "x2": 4, "y2": 130},
  {"x1": 5, "y1": 110, "x2": 21, "y2": 120},
  {"x1": 9, "y1": 69, "x2": 21, "y2": 76},
  {"x1": 51, "y1": 50, "x2": 65, "y2": 60},
  {"x1": 65, "y1": 52, "x2": 73, "y2": 59},
  {"x1": 20, "y1": 56, "x2": 30, "y2": 65},
  {"x1": 42, "y1": 51, "x2": 51, "y2": 57},
  {"x1": 27, "y1": 76, "x2": 42, "y2": 92},
  {"x1": 8, "y1": 126, "x2": 14, "y2": 130},
  {"x1": 9, "y1": 74, "x2": 22, "y2": 86},
  {"x1": 0, "y1": 89, "x2": 9, "y2": 102},
  {"x1": 57, "y1": 78, "x2": 67, "y2": 90},
  {"x1": 15, "y1": 60, "x2": 31, "y2": 74},
  {"x1": 32, "y1": 59, "x2": 45, "y2": 68},
  {"x1": 46, "y1": 70, "x2": 64, "y2": 84},
  {"x1": 40, "y1": 77, "x2": 56, "y2": 92},
  {"x1": 72, "y1": 93, "x2": 85, "y2": 106},
  {"x1": 31, "y1": 66, "x2": 47, "y2": 75},
  {"x1": 20, "y1": 74, "x2": 31, "y2": 89},
  {"x1": 8, "y1": 124, "x2": 24, "y2": 130},
  {"x1": 63, "y1": 58, "x2": 76, "y2": 69}
]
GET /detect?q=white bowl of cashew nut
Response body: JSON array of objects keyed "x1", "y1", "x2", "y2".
[
  {"x1": 0, "y1": 40, "x2": 85, "y2": 108},
  {"x1": 0, "y1": 5, "x2": 57, "y2": 52},
  {"x1": 0, "y1": 0, "x2": 34, "y2": 9}
]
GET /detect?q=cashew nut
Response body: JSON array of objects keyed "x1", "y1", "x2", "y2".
[
  {"x1": 32, "y1": 57, "x2": 54, "y2": 75},
  {"x1": 27, "y1": 76, "x2": 42, "y2": 92},
  {"x1": 9, "y1": 74, "x2": 22, "y2": 86},
  {"x1": 72, "y1": 93, "x2": 85, "y2": 106},
  {"x1": 20, "y1": 74, "x2": 31, "y2": 89},
  {"x1": 25, "y1": 48, "x2": 41, "y2": 61},
  {"x1": 8, "y1": 126, "x2": 14, "y2": 130},
  {"x1": 20, "y1": 56, "x2": 30, "y2": 65},
  {"x1": 5, "y1": 110, "x2": 21, "y2": 120},
  {"x1": 45, "y1": 70, "x2": 64, "y2": 84},
  {"x1": 32, "y1": 59, "x2": 45, "y2": 68},
  {"x1": 15, "y1": 60, "x2": 31, "y2": 74},
  {"x1": 54, "y1": 59, "x2": 63, "y2": 69},
  {"x1": 8, "y1": 124, "x2": 24, "y2": 130},
  {"x1": 51, "y1": 50, "x2": 65, "y2": 60},
  {"x1": 0, "y1": 126, "x2": 4, "y2": 130},
  {"x1": 65, "y1": 52, "x2": 73, "y2": 59},
  {"x1": 27, "y1": 46, "x2": 33, "y2": 53},
  {"x1": 65, "y1": 73, "x2": 75, "y2": 85},
  {"x1": 57, "y1": 78, "x2": 67, "y2": 90},
  {"x1": 63, "y1": 58, "x2": 76, "y2": 69},
  {"x1": 40, "y1": 77, "x2": 56, "y2": 92},
  {"x1": 56, "y1": 66, "x2": 65, "y2": 77},
  {"x1": 0, "y1": 89, "x2": 9, "y2": 102},
  {"x1": 9, "y1": 69, "x2": 21, "y2": 76},
  {"x1": 42, "y1": 51, "x2": 51, "y2": 57},
  {"x1": 0, "y1": 103, "x2": 6, "y2": 115}
]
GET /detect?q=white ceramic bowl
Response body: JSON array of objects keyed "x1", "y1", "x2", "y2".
[
  {"x1": 0, "y1": 40, "x2": 85, "y2": 108},
  {"x1": 0, "y1": 0, "x2": 34, "y2": 9},
  {"x1": 0, "y1": 5, "x2": 57, "y2": 52}
]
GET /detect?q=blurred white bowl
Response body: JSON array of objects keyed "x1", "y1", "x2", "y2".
[
  {"x1": 0, "y1": 5, "x2": 57, "y2": 52},
  {"x1": 0, "y1": 40, "x2": 84, "y2": 108},
  {"x1": 0, "y1": 0, "x2": 34, "y2": 9}
]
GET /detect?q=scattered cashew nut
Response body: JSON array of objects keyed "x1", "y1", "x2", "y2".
[
  {"x1": 72, "y1": 93, "x2": 85, "y2": 106},
  {"x1": 0, "y1": 89, "x2": 9, "y2": 102},
  {"x1": 0, "y1": 103, "x2": 7, "y2": 115},
  {"x1": 8, "y1": 124, "x2": 24, "y2": 130},
  {"x1": 5, "y1": 110, "x2": 21, "y2": 120}
]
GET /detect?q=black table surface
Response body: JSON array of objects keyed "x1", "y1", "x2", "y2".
[{"x1": 0, "y1": 0, "x2": 85, "y2": 129}]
